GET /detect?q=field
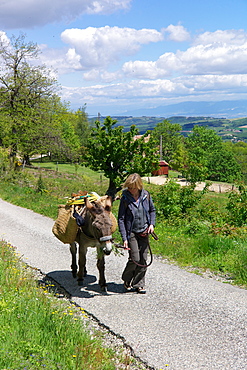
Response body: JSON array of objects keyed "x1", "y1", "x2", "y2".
[{"x1": 98, "y1": 115, "x2": 247, "y2": 141}]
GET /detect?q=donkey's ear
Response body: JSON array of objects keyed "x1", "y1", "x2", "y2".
[
  {"x1": 85, "y1": 197, "x2": 96, "y2": 212},
  {"x1": 105, "y1": 196, "x2": 112, "y2": 212}
]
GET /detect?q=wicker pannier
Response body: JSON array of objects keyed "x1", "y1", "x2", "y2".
[{"x1": 52, "y1": 204, "x2": 78, "y2": 244}]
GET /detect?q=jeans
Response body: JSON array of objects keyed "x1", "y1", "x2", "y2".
[{"x1": 122, "y1": 232, "x2": 149, "y2": 288}]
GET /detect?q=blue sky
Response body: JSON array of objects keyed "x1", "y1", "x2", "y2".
[{"x1": 1, "y1": 0, "x2": 247, "y2": 116}]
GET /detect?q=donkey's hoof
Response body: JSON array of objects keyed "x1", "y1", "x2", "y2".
[
  {"x1": 101, "y1": 285, "x2": 107, "y2": 292},
  {"x1": 72, "y1": 271, "x2": 77, "y2": 278},
  {"x1": 77, "y1": 279, "x2": 84, "y2": 286}
]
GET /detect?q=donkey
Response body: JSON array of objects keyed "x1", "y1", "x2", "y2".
[{"x1": 70, "y1": 195, "x2": 116, "y2": 291}]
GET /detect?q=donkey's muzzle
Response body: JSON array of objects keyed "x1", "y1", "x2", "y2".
[
  {"x1": 102, "y1": 241, "x2": 112, "y2": 255},
  {"x1": 99, "y1": 235, "x2": 113, "y2": 255}
]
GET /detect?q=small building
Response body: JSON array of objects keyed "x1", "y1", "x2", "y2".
[{"x1": 152, "y1": 160, "x2": 169, "y2": 176}]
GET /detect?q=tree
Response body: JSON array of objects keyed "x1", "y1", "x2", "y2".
[
  {"x1": 0, "y1": 33, "x2": 59, "y2": 163},
  {"x1": 207, "y1": 148, "x2": 241, "y2": 183},
  {"x1": 224, "y1": 141, "x2": 247, "y2": 183},
  {"x1": 75, "y1": 105, "x2": 91, "y2": 148},
  {"x1": 151, "y1": 119, "x2": 183, "y2": 169},
  {"x1": 86, "y1": 116, "x2": 159, "y2": 197},
  {"x1": 184, "y1": 126, "x2": 242, "y2": 183}
]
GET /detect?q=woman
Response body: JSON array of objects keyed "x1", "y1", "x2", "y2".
[{"x1": 118, "y1": 173, "x2": 156, "y2": 294}]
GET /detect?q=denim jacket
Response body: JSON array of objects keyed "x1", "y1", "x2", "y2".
[{"x1": 118, "y1": 189, "x2": 156, "y2": 242}]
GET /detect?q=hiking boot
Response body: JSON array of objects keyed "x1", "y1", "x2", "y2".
[
  {"x1": 136, "y1": 287, "x2": 146, "y2": 294},
  {"x1": 124, "y1": 282, "x2": 132, "y2": 291}
]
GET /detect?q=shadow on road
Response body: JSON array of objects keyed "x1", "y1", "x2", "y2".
[{"x1": 47, "y1": 270, "x2": 125, "y2": 298}]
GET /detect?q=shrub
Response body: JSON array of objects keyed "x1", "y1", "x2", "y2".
[
  {"x1": 36, "y1": 174, "x2": 47, "y2": 194},
  {"x1": 195, "y1": 198, "x2": 226, "y2": 223},
  {"x1": 226, "y1": 185, "x2": 247, "y2": 226},
  {"x1": 155, "y1": 180, "x2": 207, "y2": 221},
  {"x1": 0, "y1": 147, "x2": 11, "y2": 177},
  {"x1": 184, "y1": 217, "x2": 210, "y2": 236}
]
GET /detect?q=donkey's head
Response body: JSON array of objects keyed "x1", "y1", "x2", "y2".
[{"x1": 85, "y1": 196, "x2": 113, "y2": 255}]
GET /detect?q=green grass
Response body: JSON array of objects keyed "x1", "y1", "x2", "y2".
[
  {"x1": 0, "y1": 241, "x2": 120, "y2": 369},
  {"x1": 0, "y1": 164, "x2": 109, "y2": 220},
  {"x1": 31, "y1": 160, "x2": 106, "y2": 180},
  {"x1": 151, "y1": 222, "x2": 247, "y2": 287}
]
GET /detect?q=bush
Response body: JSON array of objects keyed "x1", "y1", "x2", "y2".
[
  {"x1": 184, "y1": 217, "x2": 210, "y2": 236},
  {"x1": 36, "y1": 174, "x2": 47, "y2": 194},
  {"x1": 0, "y1": 147, "x2": 11, "y2": 177},
  {"x1": 195, "y1": 198, "x2": 225, "y2": 223},
  {"x1": 226, "y1": 185, "x2": 247, "y2": 226},
  {"x1": 155, "y1": 180, "x2": 207, "y2": 221}
]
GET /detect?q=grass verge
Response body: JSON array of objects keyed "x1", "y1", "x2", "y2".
[
  {"x1": 150, "y1": 222, "x2": 247, "y2": 287},
  {"x1": 0, "y1": 240, "x2": 120, "y2": 370}
]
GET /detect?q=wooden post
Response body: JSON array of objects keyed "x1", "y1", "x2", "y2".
[{"x1": 160, "y1": 135, "x2": 162, "y2": 161}]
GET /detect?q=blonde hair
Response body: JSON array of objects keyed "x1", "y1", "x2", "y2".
[{"x1": 123, "y1": 173, "x2": 143, "y2": 190}]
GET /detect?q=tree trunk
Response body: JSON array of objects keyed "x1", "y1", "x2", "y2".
[
  {"x1": 23, "y1": 154, "x2": 31, "y2": 166},
  {"x1": 105, "y1": 178, "x2": 122, "y2": 200}
]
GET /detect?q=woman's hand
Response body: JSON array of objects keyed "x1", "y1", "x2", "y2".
[
  {"x1": 123, "y1": 240, "x2": 129, "y2": 249},
  {"x1": 148, "y1": 224, "x2": 154, "y2": 234}
]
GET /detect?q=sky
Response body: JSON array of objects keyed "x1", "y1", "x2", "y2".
[{"x1": 1, "y1": 0, "x2": 247, "y2": 117}]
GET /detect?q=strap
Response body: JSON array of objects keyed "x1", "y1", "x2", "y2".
[{"x1": 99, "y1": 235, "x2": 112, "y2": 242}]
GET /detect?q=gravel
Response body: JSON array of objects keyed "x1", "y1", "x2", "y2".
[{"x1": 0, "y1": 198, "x2": 247, "y2": 370}]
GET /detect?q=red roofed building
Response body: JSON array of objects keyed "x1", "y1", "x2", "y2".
[{"x1": 151, "y1": 160, "x2": 169, "y2": 176}]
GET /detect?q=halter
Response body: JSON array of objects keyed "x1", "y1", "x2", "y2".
[{"x1": 99, "y1": 235, "x2": 112, "y2": 242}]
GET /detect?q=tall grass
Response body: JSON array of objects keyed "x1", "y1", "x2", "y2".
[
  {"x1": 151, "y1": 222, "x2": 247, "y2": 287},
  {"x1": 0, "y1": 241, "x2": 118, "y2": 369}
]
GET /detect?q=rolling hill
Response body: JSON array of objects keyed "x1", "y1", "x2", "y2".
[{"x1": 91, "y1": 114, "x2": 247, "y2": 141}]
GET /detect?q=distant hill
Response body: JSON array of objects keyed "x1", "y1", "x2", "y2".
[
  {"x1": 120, "y1": 99, "x2": 247, "y2": 118},
  {"x1": 90, "y1": 115, "x2": 247, "y2": 142}
]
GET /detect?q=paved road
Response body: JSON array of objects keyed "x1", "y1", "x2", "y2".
[{"x1": 0, "y1": 198, "x2": 246, "y2": 370}]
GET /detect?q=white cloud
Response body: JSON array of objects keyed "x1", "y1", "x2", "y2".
[
  {"x1": 37, "y1": 25, "x2": 247, "y2": 113},
  {"x1": 180, "y1": 42, "x2": 247, "y2": 75},
  {"x1": 60, "y1": 26, "x2": 163, "y2": 69},
  {"x1": 163, "y1": 24, "x2": 190, "y2": 42},
  {"x1": 122, "y1": 60, "x2": 168, "y2": 79},
  {"x1": 180, "y1": 74, "x2": 247, "y2": 91},
  {"x1": 83, "y1": 69, "x2": 120, "y2": 82},
  {"x1": 120, "y1": 30, "x2": 247, "y2": 80},
  {"x1": 61, "y1": 78, "x2": 192, "y2": 106},
  {"x1": 61, "y1": 73, "x2": 247, "y2": 113},
  {"x1": 0, "y1": 0, "x2": 132, "y2": 29},
  {"x1": 193, "y1": 29, "x2": 247, "y2": 46}
]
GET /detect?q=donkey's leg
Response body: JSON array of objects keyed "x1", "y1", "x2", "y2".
[
  {"x1": 77, "y1": 243, "x2": 87, "y2": 286},
  {"x1": 70, "y1": 242, "x2": 77, "y2": 278},
  {"x1": 97, "y1": 248, "x2": 106, "y2": 291}
]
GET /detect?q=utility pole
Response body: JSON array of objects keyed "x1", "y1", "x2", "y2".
[{"x1": 160, "y1": 135, "x2": 162, "y2": 161}]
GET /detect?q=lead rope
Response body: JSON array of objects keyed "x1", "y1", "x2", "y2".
[
  {"x1": 115, "y1": 231, "x2": 158, "y2": 268},
  {"x1": 130, "y1": 242, "x2": 153, "y2": 268}
]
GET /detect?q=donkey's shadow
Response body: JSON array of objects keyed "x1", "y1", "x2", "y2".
[{"x1": 47, "y1": 270, "x2": 124, "y2": 299}]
